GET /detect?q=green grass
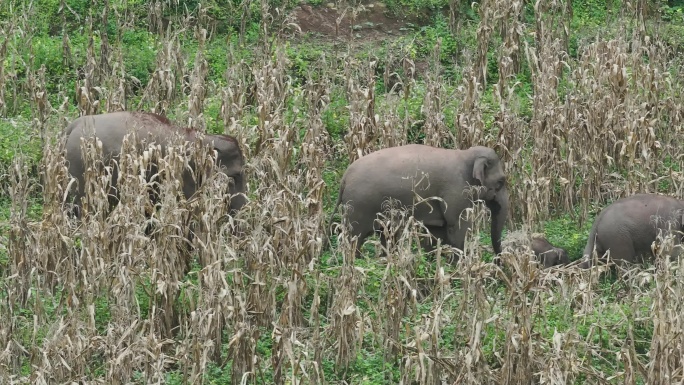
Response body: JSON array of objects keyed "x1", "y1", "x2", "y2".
[
  {"x1": 543, "y1": 213, "x2": 594, "y2": 260},
  {"x1": 0, "y1": 118, "x2": 43, "y2": 170},
  {"x1": 1, "y1": 0, "x2": 681, "y2": 382}
]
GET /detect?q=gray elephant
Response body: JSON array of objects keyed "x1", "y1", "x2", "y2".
[
  {"x1": 530, "y1": 234, "x2": 570, "y2": 268},
  {"x1": 580, "y1": 193, "x2": 684, "y2": 268},
  {"x1": 501, "y1": 230, "x2": 569, "y2": 268},
  {"x1": 329, "y1": 144, "x2": 509, "y2": 257},
  {"x1": 64, "y1": 111, "x2": 247, "y2": 217}
]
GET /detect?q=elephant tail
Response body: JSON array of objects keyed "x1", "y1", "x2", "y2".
[
  {"x1": 322, "y1": 179, "x2": 346, "y2": 253},
  {"x1": 580, "y1": 215, "x2": 602, "y2": 269}
]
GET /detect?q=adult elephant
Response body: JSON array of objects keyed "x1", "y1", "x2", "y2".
[
  {"x1": 329, "y1": 144, "x2": 509, "y2": 257},
  {"x1": 64, "y1": 111, "x2": 247, "y2": 217},
  {"x1": 580, "y1": 193, "x2": 684, "y2": 268}
]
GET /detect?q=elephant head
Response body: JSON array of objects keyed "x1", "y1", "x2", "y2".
[
  {"x1": 211, "y1": 134, "x2": 247, "y2": 214},
  {"x1": 540, "y1": 247, "x2": 570, "y2": 267},
  {"x1": 558, "y1": 247, "x2": 570, "y2": 264},
  {"x1": 471, "y1": 146, "x2": 509, "y2": 255}
]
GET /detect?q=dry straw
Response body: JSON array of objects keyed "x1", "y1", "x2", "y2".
[{"x1": 3, "y1": 0, "x2": 684, "y2": 383}]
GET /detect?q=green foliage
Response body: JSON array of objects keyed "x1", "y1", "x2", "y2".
[
  {"x1": 383, "y1": 0, "x2": 449, "y2": 16},
  {"x1": 575, "y1": 298, "x2": 653, "y2": 369},
  {"x1": 1, "y1": 0, "x2": 682, "y2": 382},
  {"x1": 204, "y1": 97, "x2": 225, "y2": 134},
  {"x1": 322, "y1": 159, "x2": 347, "y2": 225},
  {"x1": 286, "y1": 42, "x2": 326, "y2": 86},
  {"x1": 413, "y1": 15, "x2": 458, "y2": 64},
  {"x1": 31, "y1": 35, "x2": 75, "y2": 95},
  {"x1": 204, "y1": 38, "x2": 231, "y2": 84},
  {"x1": 28, "y1": 29, "x2": 156, "y2": 104},
  {"x1": 120, "y1": 30, "x2": 157, "y2": 87},
  {"x1": 321, "y1": 347, "x2": 401, "y2": 384},
  {"x1": 573, "y1": 0, "x2": 613, "y2": 24},
  {"x1": 542, "y1": 213, "x2": 594, "y2": 260},
  {"x1": 397, "y1": 82, "x2": 428, "y2": 143},
  {"x1": 660, "y1": 23, "x2": 684, "y2": 52},
  {"x1": 570, "y1": 0, "x2": 621, "y2": 42},
  {"x1": 0, "y1": 119, "x2": 42, "y2": 170},
  {"x1": 6, "y1": 0, "x2": 91, "y2": 36},
  {"x1": 662, "y1": 1, "x2": 684, "y2": 22},
  {"x1": 321, "y1": 88, "x2": 349, "y2": 140},
  {"x1": 511, "y1": 72, "x2": 534, "y2": 118},
  {"x1": 0, "y1": 198, "x2": 11, "y2": 267}
]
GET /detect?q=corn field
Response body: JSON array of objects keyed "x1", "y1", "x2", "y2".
[{"x1": 1, "y1": 0, "x2": 684, "y2": 384}]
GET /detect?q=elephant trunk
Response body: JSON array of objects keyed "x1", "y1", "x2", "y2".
[
  {"x1": 488, "y1": 186, "x2": 509, "y2": 255},
  {"x1": 557, "y1": 248, "x2": 570, "y2": 265}
]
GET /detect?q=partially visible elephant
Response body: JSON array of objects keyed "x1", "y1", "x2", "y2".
[
  {"x1": 580, "y1": 193, "x2": 684, "y2": 268},
  {"x1": 501, "y1": 230, "x2": 570, "y2": 268},
  {"x1": 64, "y1": 111, "x2": 247, "y2": 217},
  {"x1": 329, "y1": 144, "x2": 509, "y2": 257},
  {"x1": 530, "y1": 234, "x2": 570, "y2": 268}
]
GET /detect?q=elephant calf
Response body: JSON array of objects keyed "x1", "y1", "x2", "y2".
[
  {"x1": 530, "y1": 235, "x2": 570, "y2": 268},
  {"x1": 330, "y1": 144, "x2": 509, "y2": 257},
  {"x1": 502, "y1": 231, "x2": 570, "y2": 268},
  {"x1": 64, "y1": 111, "x2": 247, "y2": 217},
  {"x1": 580, "y1": 193, "x2": 684, "y2": 268}
]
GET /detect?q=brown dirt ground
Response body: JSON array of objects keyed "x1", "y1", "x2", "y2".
[{"x1": 292, "y1": 1, "x2": 430, "y2": 42}]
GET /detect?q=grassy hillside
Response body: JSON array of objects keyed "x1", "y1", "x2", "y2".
[{"x1": 1, "y1": 0, "x2": 684, "y2": 383}]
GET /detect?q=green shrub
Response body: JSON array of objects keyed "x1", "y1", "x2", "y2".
[
  {"x1": 414, "y1": 15, "x2": 458, "y2": 63},
  {"x1": 0, "y1": 118, "x2": 42, "y2": 169},
  {"x1": 31, "y1": 35, "x2": 73, "y2": 91},
  {"x1": 321, "y1": 88, "x2": 349, "y2": 140},
  {"x1": 121, "y1": 30, "x2": 157, "y2": 87},
  {"x1": 384, "y1": 0, "x2": 448, "y2": 16}
]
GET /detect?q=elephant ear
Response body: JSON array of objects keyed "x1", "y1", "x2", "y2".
[{"x1": 472, "y1": 156, "x2": 489, "y2": 185}]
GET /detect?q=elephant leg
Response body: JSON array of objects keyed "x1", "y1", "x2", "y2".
[
  {"x1": 343, "y1": 212, "x2": 374, "y2": 258},
  {"x1": 444, "y1": 224, "x2": 469, "y2": 251},
  {"x1": 421, "y1": 225, "x2": 462, "y2": 263},
  {"x1": 380, "y1": 224, "x2": 447, "y2": 255},
  {"x1": 379, "y1": 232, "x2": 399, "y2": 256},
  {"x1": 354, "y1": 231, "x2": 374, "y2": 258},
  {"x1": 66, "y1": 166, "x2": 86, "y2": 219},
  {"x1": 437, "y1": 196, "x2": 474, "y2": 252},
  {"x1": 108, "y1": 165, "x2": 121, "y2": 208},
  {"x1": 419, "y1": 225, "x2": 448, "y2": 252},
  {"x1": 70, "y1": 189, "x2": 85, "y2": 219},
  {"x1": 580, "y1": 232, "x2": 608, "y2": 269},
  {"x1": 378, "y1": 225, "x2": 416, "y2": 256},
  {"x1": 600, "y1": 240, "x2": 636, "y2": 266}
]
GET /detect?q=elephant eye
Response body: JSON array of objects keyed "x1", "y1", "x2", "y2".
[{"x1": 496, "y1": 179, "x2": 504, "y2": 190}]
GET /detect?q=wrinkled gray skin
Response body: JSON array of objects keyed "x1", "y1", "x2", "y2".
[
  {"x1": 530, "y1": 236, "x2": 569, "y2": 268},
  {"x1": 330, "y1": 144, "x2": 509, "y2": 257},
  {"x1": 580, "y1": 193, "x2": 684, "y2": 268},
  {"x1": 64, "y1": 111, "x2": 247, "y2": 217}
]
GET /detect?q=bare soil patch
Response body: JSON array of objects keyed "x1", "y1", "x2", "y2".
[{"x1": 292, "y1": 2, "x2": 430, "y2": 42}]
